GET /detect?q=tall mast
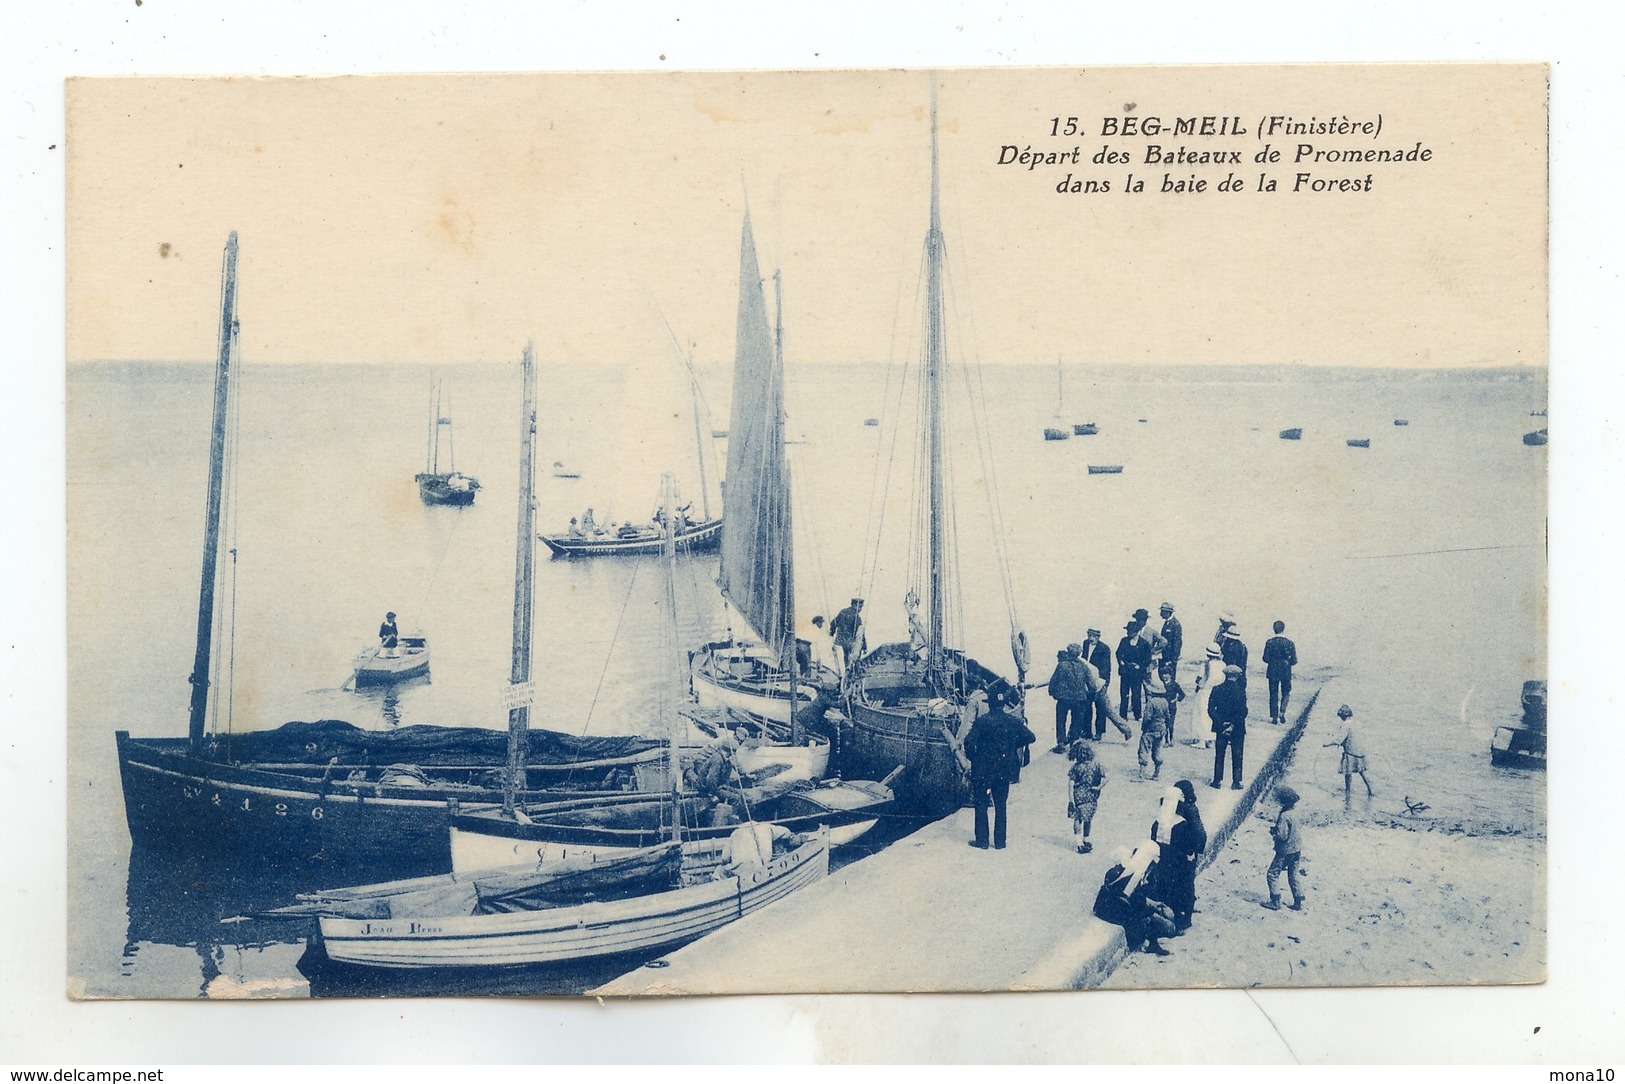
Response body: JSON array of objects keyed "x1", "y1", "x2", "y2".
[
  {"x1": 685, "y1": 352, "x2": 712, "y2": 521},
  {"x1": 503, "y1": 343, "x2": 538, "y2": 814},
  {"x1": 187, "y1": 232, "x2": 239, "y2": 757},
  {"x1": 774, "y1": 271, "x2": 803, "y2": 744},
  {"x1": 425, "y1": 376, "x2": 434, "y2": 474},
  {"x1": 659, "y1": 473, "x2": 683, "y2": 843},
  {"x1": 924, "y1": 86, "x2": 946, "y2": 675}
]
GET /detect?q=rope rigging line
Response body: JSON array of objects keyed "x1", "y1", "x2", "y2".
[{"x1": 857, "y1": 241, "x2": 924, "y2": 604}]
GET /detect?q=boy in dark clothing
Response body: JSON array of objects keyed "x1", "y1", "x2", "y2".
[
  {"x1": 1262, "y1": 621, "x2": 1298, "y2": 725},
  {"x1": 1263, "y1": 784, "x2": 1305, "y2": 910}
]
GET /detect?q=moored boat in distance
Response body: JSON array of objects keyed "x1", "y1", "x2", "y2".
[
  {"x1": 1394, "y1": 418, "x2": 1410, "y2": 426},
  {"x1": 415, "y1": 380, "x2": 480, "y2": 505},
  {"x1": 1087, "y1": 464, "x2": 1124, "y2": 475},
  {"x1": 540, "y1": 514, "x2": 723, "y2": 557},
  {"x1": 1522, "y1": 428, "x2": 1548, "y2": 446},
  {"x1": 1073, "y1": 422, "x2": 1099, "y2": 436},
  {"x1": 551, "y1": 461, "x2": 580, "y2": 479},
  {"x1": 1279, "y1": 427, "x2": 1303, "y2": 440},
  {"x1": 863, "y1": 417, "x2": 879, "y2": 427},
  {"x1": 1346, "y1": 438, "x2": 1371, "y2": 448},
  {"x1": 1042, "y1": 427, "x2": 1070, "y2": 441}
]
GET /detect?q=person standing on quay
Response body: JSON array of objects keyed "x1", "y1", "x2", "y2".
[
  {"x1": 1082, "y1": 627, "x2": 1113, "y2": 738},
  {"x1": 1138, "y1": 672, "x2": 1172, "y2": 781},
  {"x1": 1208, "y1": 663, "x2": 1248, "y2": 790},
  {"x1": 1158, "y1": 602, "x2": 1184, "y2": 685},
  {"x1": 1152, "y1": 780, "x2": 1207, "y2": 933},
  {"x1": 962, "y1": 687, "x2": 1037, "y2": 850},
  {"x1": 1046, "y1": 645, "x2": 1090, "y2": 753},
  {"x1": 1262, "y1": 785, "x2": 1305, "y2": 911},
  {"x1": 1067, "y1": 739, "x2": 1106, "y2": 854},
  {"x1": 1263, "y1": 620, "x2": 1298, "y2": 725},
  {"x1": 1221, "y1": 624, "x2": 1249, "y2": 696},
  {"x1": 1117, "y1": 620, "x2": 1152, "y2": 722}
]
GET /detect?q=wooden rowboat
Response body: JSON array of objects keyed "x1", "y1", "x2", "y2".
[{"x1": 311, "y1": 826, "x2": 829, "y2": 969}]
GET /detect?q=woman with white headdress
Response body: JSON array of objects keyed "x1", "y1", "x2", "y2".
[
  {"x1": 1150, "y1": 780, "x2": 1207, "y2": 932},
  {"x1": 1092, "y1": 840, "x2": 1177, "y2": 955},
  {"x1": 1186, "y1": 642, "x2": 1225, "y2": 746}
]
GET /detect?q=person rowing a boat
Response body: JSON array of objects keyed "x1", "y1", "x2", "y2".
[{"x1": 378, "y1": 612, "x2": 399, "y2": 658}]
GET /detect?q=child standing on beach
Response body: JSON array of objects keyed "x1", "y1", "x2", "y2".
[
  {"x1": 1067, "y1": 739, "x2": 1106, "y2": 854},
  {"x1": 1323, "y1": 703, "x2": 1374, "y2": 796},
  {"x1": 1262, "y1": 784, "x2": 1305, "y2": 911}
]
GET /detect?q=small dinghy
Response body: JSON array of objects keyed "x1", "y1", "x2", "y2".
[
  {"x1": 353, "y1": 634, "x2": 430, "y2": 687},
  {"x1": 1043, "y1": 427, "x2": 1070, "y2": 442},
  {"x1": 1346, "y1": 438, "x2": 1371, "y2": 448},
  {"x1": 1087, "y1": 464, "x2": 1124, "y2": 475},
  {"x1": 1279, "y1": 428, "x2": 1302, "y2": 440}
]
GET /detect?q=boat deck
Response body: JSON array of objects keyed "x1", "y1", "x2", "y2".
[{"x1": 595, "y1": 681, "x2": 1329, "y2": 994}]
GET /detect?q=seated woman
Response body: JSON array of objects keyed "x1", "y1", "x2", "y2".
[{"x1": 1093, "y1": 841, "x2": 1177, "y2": 956}]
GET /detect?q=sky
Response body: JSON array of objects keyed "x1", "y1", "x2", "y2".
[{"x1": 66, "y1": 64, "x2": 1547, "y2": 369}]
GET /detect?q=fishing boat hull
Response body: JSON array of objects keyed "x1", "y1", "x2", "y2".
[
  {"x1": 1073, "y1": 423, "x2": 1099, "y2": 436},
  {"x1": 1279, "y1": 428, "x2": 1303, "y2": 440},
  {"x1": 316, "y1": 831, "x2": 829, "y2": 969},
  {"x1": 352, "y1": 637, "x2": 431, "y2": 686},
  {"x1": 1346, "y1": 439, "x2": 1371, "y2": 448},
  {"x1": 838, "y1": 644, "x2": 1011, "y2": 817},
  {"x1": 113, "y1": 724, "x2": 664, "y2": 872},
  {"x1": 448, "y1": 779, "x2": 889, "y2": 868},
  {"x1": 688, "y1": 642, "x2": 824, "y2": 727},
  {"x1": 1522, "y1": 429, "x2": 1548, "y2": 446},
  {"x1": 1042, "y1": 428, "x2": 1070, "y2": 441},
  {"x1": 415, "y1": 472, "x2": 479, "y2": 506},
  {"x1": 540, "y1": 517, "x2": 723, "y2": 558},
  {"x1": 1087, "y1": 465, "x2": 1124, "y2": 475}
]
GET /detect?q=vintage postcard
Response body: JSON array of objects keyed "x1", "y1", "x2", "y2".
[{"x1": 66, "y1": 64, "x2": 1546, "y2": 999}]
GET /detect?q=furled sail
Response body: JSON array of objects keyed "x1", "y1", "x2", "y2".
[{"x1": 718, "y1": 212, "x2": 794, "y2": 667}]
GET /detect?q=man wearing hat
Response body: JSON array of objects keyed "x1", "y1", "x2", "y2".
[
  {"x1": 1081, "y1": 628, "x2": 1113, "y2": 739},
  {"x1": 831, "y1": 597, "x2": 865, "y2": 679},
  {"x1": 1116, "y1": 620, "x2": 1153, "y2": 722},
  {"x1": 1221, "y1": 623, "x2": 1249, "y2": 696},
  {"x1": 961, "y1": 685, "x2": 1037, "y2": 850},
  {"x1": 1207, "y1": 663, "x2": 1249, "y2": 789},
  {"x1": 1158, "y1": 602, "x2": 1183, "y2": 686},
  {"x1": 378, "y1": 611, "x2": 400, "y2": 657}
]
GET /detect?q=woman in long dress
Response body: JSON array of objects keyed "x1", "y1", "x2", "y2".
[{"x1": 1186, "y1": 642, "x2": 1225, "y2": 746}]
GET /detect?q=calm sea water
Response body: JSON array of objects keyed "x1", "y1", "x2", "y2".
[{"x1": 66, "y1": 360, "x2": 1547, "y2": 998}]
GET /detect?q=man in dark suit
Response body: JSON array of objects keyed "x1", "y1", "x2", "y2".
[
  {"x1": 1221, "y1": 625, "x2": 1249, "y2": 695},
  {"x1": 962, "y1": 687, "x2": 1037, "y2": 850},
  {"x1": 1116, "y1": 621, "x2": 1152, "y2": 722},
  {"x1": 1080, "y1": 628, "x2": 1112, "y2": 739},
  {"x1": 1158, "y1": 602, "x2": 1183, "y2": 684},
  {"x1": 1208, "y1": 664, "x2": 1249, "y2": 790},
  {"x1": 1263, "y1": 620, "x2": 1298, "y2": 724}
]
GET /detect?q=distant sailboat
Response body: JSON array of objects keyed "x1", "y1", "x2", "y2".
[
  {"x1": 1044, "y1": 357, "x2": 1071, "y2": 441},
  {"x1": 415, "y1": 380, "x2": 480, "y2": 505}
]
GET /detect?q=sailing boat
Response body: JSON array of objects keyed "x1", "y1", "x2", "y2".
[
  {"x1": 285, "y1": 480, "x2": 831, "y2": 972},
  {"x1": 689, "y1": 214, "x2": 832, "y2": 743},
  {"x1": 414, "y1": 380, "x2": 480, "y2": 505},
  {"x1": 1043, "y1": 356, "x2": 1070, "y2": 441},
  {"x1": 839, "y1": 92, "x2": 1028, "y2": 817},
  {"x1": 115, "y1": 256, "x2": 662, "y2": 875}
]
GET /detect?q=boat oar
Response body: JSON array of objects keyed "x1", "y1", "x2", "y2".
[{"x1": 341, "y1": 646, "x2": 381, "y2": 692}]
